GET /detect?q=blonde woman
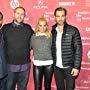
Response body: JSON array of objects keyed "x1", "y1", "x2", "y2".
[{"x1": 31, "y1": 16, "x2": 54, "y2": 90}]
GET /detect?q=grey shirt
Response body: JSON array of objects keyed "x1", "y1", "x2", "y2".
[{"x1": 31, "y1": 34, "x2": 53, "y2": 61}]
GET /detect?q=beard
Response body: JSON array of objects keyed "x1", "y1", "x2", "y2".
[
  {"x1": 57, "y1": 20, "x2": 66, "y2": 26},
  {"x1": 14, "y1": 19, "x2": 23, "y2": 25},
  {"x1": 57, "y1": 22, "x2": 64, "y2": 26},
  {"x1": 55, "y1": 18, "x2": 66, "y2": 25}
]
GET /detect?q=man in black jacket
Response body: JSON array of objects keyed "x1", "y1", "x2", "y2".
[
  {"x1": 1, "y1": 7, "x2": 33, "y2": 90},
  {"x1": 51, "y1": 7, "x2": 82, "y2": 90},
  {"x1": 0, "y1": 11, "x2": 7, "y2": 90}
]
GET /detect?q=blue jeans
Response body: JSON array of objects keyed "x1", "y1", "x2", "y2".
[
  {"x1": 6, "y1": 69, "x2": 30, "y2": 90},
  {"x1": 0, "y1": 75, "x2": 7, "y2": 90}
]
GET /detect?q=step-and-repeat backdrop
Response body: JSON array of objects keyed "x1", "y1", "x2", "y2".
[{"x1": 0, "y1": 0, "x2": 90, "y2": 90}]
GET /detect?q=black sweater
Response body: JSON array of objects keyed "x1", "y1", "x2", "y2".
[{"x1": 1, "y1": 22, "x2": 34, "y2": 64}]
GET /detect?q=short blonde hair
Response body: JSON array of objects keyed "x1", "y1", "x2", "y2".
[{"x1": 35, "y1": 16, "x2": 52, "y2": 38}]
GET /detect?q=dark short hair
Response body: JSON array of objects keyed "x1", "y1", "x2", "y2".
[
  {"x1": 54, "y1": 7, "x2": 67, "y2": 16},
  {"x1": 14, "y1": 6, "x2": 25, "y2": 13},
  {"x1": 0, "y1": 12, "x2": 3, "y2": 20}
]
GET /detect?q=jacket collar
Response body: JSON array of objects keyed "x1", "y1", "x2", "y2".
[{"x1": 52, "y1": 22, "x2": 68, "y2": 34}]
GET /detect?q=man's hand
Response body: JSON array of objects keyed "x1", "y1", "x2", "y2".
[{"x1": 71, "y1": 68, "x2": 79, "y2": 76}]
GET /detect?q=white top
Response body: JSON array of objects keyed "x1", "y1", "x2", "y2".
[
  {"x1": 33, "y1": 59, "x2": 53, "y2": 66},
  {"x1": 56, "y1": 26, "x2": 64, "y2": 68},
  {"x1": 56, "y1": 26, "x2": 70, "y2": 68}
]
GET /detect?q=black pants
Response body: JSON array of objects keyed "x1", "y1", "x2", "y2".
[
  {"x1": 33, "y1": 64, "x2": 54, "y2": 90},
  {"x1": 54, "y1": 66, "x2": 75, "y2": 90},
  {"x1": 6, "y1": 69, "x2": 30, "y2": 90}
]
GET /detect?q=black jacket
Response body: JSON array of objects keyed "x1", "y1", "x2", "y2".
[
  {"x1": 0, "y1": 30, "x2": 7, "y2": 78},
  {"x1": 51, "y1": 22, "x2": 82, "y2": 69}
]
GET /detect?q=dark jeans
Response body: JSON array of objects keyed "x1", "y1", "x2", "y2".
[
  {"x1": 0, "y1": 75, "x2": 7, "y2": 90},
  {"x1": 54, "y1": 66, "x2": 75, "y2": 90},
  {"x1": 6, "y1": 69, "x2": 30, "y2": 90},
  {"x1": 33, "y1": 64, "x2": 54, "y2": 90}
]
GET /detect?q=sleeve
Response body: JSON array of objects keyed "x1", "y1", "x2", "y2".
[
  {"x1": 27, "y1": 24, "x2": 34, "y2": 36},
  {"x1": 73, "y1": 27, "x2": 82, "y2": 70},
  {"x1": 0, "y1": 24, "x2": 7, "y2": 47},
  {"x1": 26, "y1": 24, "x2": 34, "y2": 50},
  {"x1": 30, "y1": 34, "x2": 34, "y2": 50}
]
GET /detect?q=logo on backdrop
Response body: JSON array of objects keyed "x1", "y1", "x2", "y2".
[
  {"x1": 37, "y1": 0, "x2": 44, "y2": 5},
  {"x1": 76, "y1": 11, "x2": 90, "y2": 22},
  {"x1": 44, "y1": 11, "x2": 54, "y2": 22},
  {"x1": 86, "y1": 27, "x2": 90, "y2": 31},
  {"x1": 58, "y1": 2, "x2": 75, "y2": 6},
  {"x1": 33, "y1": 0, "x2": 48, "y2": 9},
  {"x1": 85, "y1": 0, "x2": 90, "y2": 7},
  {"x1": 10, "y1": 0, "x2": 20, "y2": 9}
]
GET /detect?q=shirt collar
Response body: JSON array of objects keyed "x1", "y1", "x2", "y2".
[
  {"x1": 12, "y1": 21, "x2": 24, "y2": 28},
  {"x1": 36, "y1": 32, "x2": 47, "y2": 36},
  {"x1": 56, "y1": 26, "x2": 63, "y2": 33}
]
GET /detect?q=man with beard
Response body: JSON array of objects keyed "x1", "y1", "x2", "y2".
[
  {"x1": 51, "y1": 7, "x2": 82, "y2": 90},
  {"x1": 0, "y1": 12, "x2": 7, "y2": 90},
  {"x1": 1, "y1": 7, "x2": 34, "y2": 90}
]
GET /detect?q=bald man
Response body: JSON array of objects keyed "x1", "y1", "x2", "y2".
[{"x1": 1, "y1": 7, "x2": 34, "y2": 90}]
